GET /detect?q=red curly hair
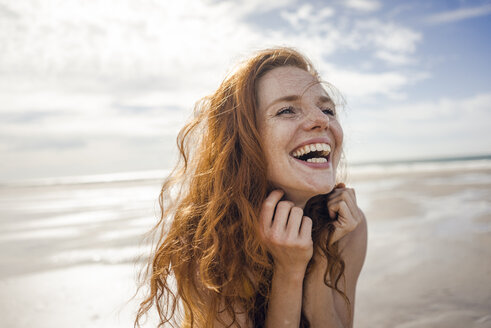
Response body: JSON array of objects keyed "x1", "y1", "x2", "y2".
[{"x1": 135, "y1": 47, "x2": 348, "y2": 328}]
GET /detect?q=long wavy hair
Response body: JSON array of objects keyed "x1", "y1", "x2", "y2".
[{"x1": 135, "y1": 47, "x2": 349, "y2": 328}]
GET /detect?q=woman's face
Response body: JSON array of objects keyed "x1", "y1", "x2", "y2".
[{"x1": 256, "y1": 66, "x2": 343, "y2": 207}]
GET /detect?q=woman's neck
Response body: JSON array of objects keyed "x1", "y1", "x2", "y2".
[{"x1": 283, "y1": 192, "x2": 313, "y2": 210}]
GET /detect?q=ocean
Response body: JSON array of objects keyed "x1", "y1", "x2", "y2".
[{"x1": 0, "y1": 155, "x2": 490, "y2": 327}]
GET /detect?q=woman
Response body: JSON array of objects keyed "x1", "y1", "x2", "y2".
[{"x1": 136, "y1": 47, "x2": 367, "y2": 328}]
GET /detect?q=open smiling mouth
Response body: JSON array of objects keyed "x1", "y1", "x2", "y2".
[{"x1": 291, "y1": 143, "x2": 331, "y2": 163}]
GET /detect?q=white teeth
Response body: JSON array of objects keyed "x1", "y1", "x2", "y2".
[
  {"x1": 291, "y1": 142, "x2": 331, "y2": 159},
  {"x1": 306, "y1": 157, "x2": 328, "y2": 163}
]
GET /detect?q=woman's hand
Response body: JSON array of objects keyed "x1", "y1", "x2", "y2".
[
  {"x1": 327, "y1": 183, "x2": 363, "y2": 246},
  {"x1": 259, "y1": 189, "x2": 313, "y2": 276},
  {"x1": 303, "y1": 184, "x2": 366, "y2": 328}
]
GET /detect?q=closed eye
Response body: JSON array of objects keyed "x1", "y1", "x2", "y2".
[
  {"x1": 276, "y1": 106, "x2": 296, "y2": 115},
  {"x1": 321, "y1": 107, "x2": 336, "y2": 116}
]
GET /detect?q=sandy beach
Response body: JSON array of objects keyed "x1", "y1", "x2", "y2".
[
  {"x1": 349, "y1": 162, "x2": 491, "y2": 327},
  {"x1": 1, "y1": 160, "x2": 490, "y2": 327}
]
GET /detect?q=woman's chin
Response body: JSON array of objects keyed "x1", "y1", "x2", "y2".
[
  {"x1": 281, "y1": 185, "x2": 334, "y2": 207},
  {"x1": 305, "y1": 182, "x2": 337, "y2": 196}
]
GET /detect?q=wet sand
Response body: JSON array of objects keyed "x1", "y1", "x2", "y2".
[
  {"x1": 350, "y1": 165, "x2": 491, "y2": 328},
  {"x1": 0, "y1": 180, "x2": 159, "y2": 328},
  {"x1": 0, "y1": 163, "x2": 490, "y2": 327}
]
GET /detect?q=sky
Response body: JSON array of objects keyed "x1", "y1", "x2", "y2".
[{"x1": 1, "y1": 0, "x2": 490, "y2": 181}]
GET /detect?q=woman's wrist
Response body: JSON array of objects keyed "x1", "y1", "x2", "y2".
[
  {"x1": 273, "y1": 263, "x2": 307, "y2": 283},
  {"x1": 305, "y1": 250, "x2": 329, "y2": 280}
]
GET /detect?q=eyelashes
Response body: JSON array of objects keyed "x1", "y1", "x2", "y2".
[
  {"x1": 322, "y1": 108, "x2": 336, "y2": 116},
  {"x1": 276, "y1": 106, "x2": 295, "y2": 115},
  {"x1": 276, "y1": 105, "x2": 336, "y2": 116}
]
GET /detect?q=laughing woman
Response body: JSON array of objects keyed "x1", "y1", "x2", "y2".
[{"x1": 136, "y1": 47, "x2": 367, "y2": 328}]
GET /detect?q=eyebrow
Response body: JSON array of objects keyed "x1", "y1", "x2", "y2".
[
  {"x1": 265, "y1": 94, "x2": 334, "y2": 111},
  {"x1": 265, "y1": 95, "x2": 300, "y2": 110}
]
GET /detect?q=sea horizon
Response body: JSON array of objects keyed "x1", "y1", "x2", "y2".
[
  {"x1": 349, "y1": 153, "x2": 491, "y2": 166},
  {"x1": 3, "y1": 153, "x2": 491, "y2": 187}
]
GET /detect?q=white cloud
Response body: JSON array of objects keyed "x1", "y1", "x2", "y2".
[
  {"x1": 346, "y1": 92, "x2": 491, "y2": 162},
  {"x1": 375, "y1": 50, "x2": 414, "y2": 65},
  {"x1": 280, "y1": 4, "x2": 334, "y2": 29},
  {"x1": 0, "y1": 0, "x2": 424, "y2": 103},
  {"x1": 278, "y1": 8, "x2": 422, "y2": 67},
  {"x1": 229, "y1": 0, "x2": 296, "y2": 14},
  {"x1": 354, "y1": 19, "x2": 422, "y2": 54},
  {"x1": 0, "y1": 0, "x2": 260, "y2": 85},
  {"x1": 322, "y1": 65, "x2": 429, "y2": 100},
  {"x1": 0, "y1": 88, "x2": 193, "y2": 139},
  {"x1": 344, "y1": 0, "x2": 381, "y2": 12},
  {"x1": 426, "y1": 3, "x2": 491, "y2": 24},
  {"x1": 0, "y1": 0, "x2": 429, "y2": 180}
]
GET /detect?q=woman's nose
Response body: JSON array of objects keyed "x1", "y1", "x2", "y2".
[{"x1": 303, "y1": 107, "x2": 329, "y2": 130}]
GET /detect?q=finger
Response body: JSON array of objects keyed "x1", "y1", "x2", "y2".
[
  {"x1": 260, "y1": 190, "x2": 284, "y2": 232},
  {"x1": 299, "y1": 216, "x2": 313, "y2": 240},
  {"x1": 337, "y1": 201, "x2": 358, "y2": 232},
  {"x1": 328, "y1": 189, "x2": 357, "y2": 215},
  {"x1": 338, "y1": 187, "x2": 358, "y2": 212},
  {"x1": 328, "y1": 199, "x2": 354, "y2": 223},
  {"x1": 328, "y1": 204, "x2": 337, "y2": 221},
  {"x1": 327, "y1": 196, "x2": 342, "y2": 220},
  {"x1": 347, "y1": 187, "x2": 357, "y2": 204},
  {"x1": 328, "y1": 196, "x2": 356, "y2": 216},
  {"x1": 329, "y1": 183, "x2": 350, "y2": 196},
  {"x1": 271, "y1": 201, "x2": 294, "y2": 232},
  {"x1": 286, "y1": 206, "x2": 304, "y2": 238},
  {"x1": 330, "y1": 228, "x2": 344, "y2": 245},
  {"x1": 328, "y1": 192, "x2": 350, "y2": 219},
  {"x1": 347, "y1": 189, "x2": 362, "y2": 219},
  {"x1": 326, "y1": 184, "x2": 346, "y2": 200}
]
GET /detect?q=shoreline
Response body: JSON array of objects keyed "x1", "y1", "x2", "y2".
[{"x1": 0, "y1": 163, "x2": 490, "y2": 327}]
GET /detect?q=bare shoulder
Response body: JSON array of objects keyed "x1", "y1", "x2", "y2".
[
  {"x1": 339, "y1": 210, "x2": 367, "y2": 280},
  {"x1": 347, "y1": 210, "x2": 367, "y2": 246},
  {"x1": 332, "y1": 212, "x2": 367, "y2": 327}
]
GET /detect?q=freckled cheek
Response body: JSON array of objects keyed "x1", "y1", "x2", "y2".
[
  {"x1": 259, "y1": 121, "x2": 295, "y2": 158},
  {"x1": 258, "y1": 130, "x2": 278, "y2": 164},
  {"x1": 262, "y1": 133, "x2": 291, "y2": 174},
  {"x1": 331, "y1": 122, "x2": 344, "y2": 167},
  {"x1": 332, "y1": 121, "x2": 344, "y2": 147}
]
